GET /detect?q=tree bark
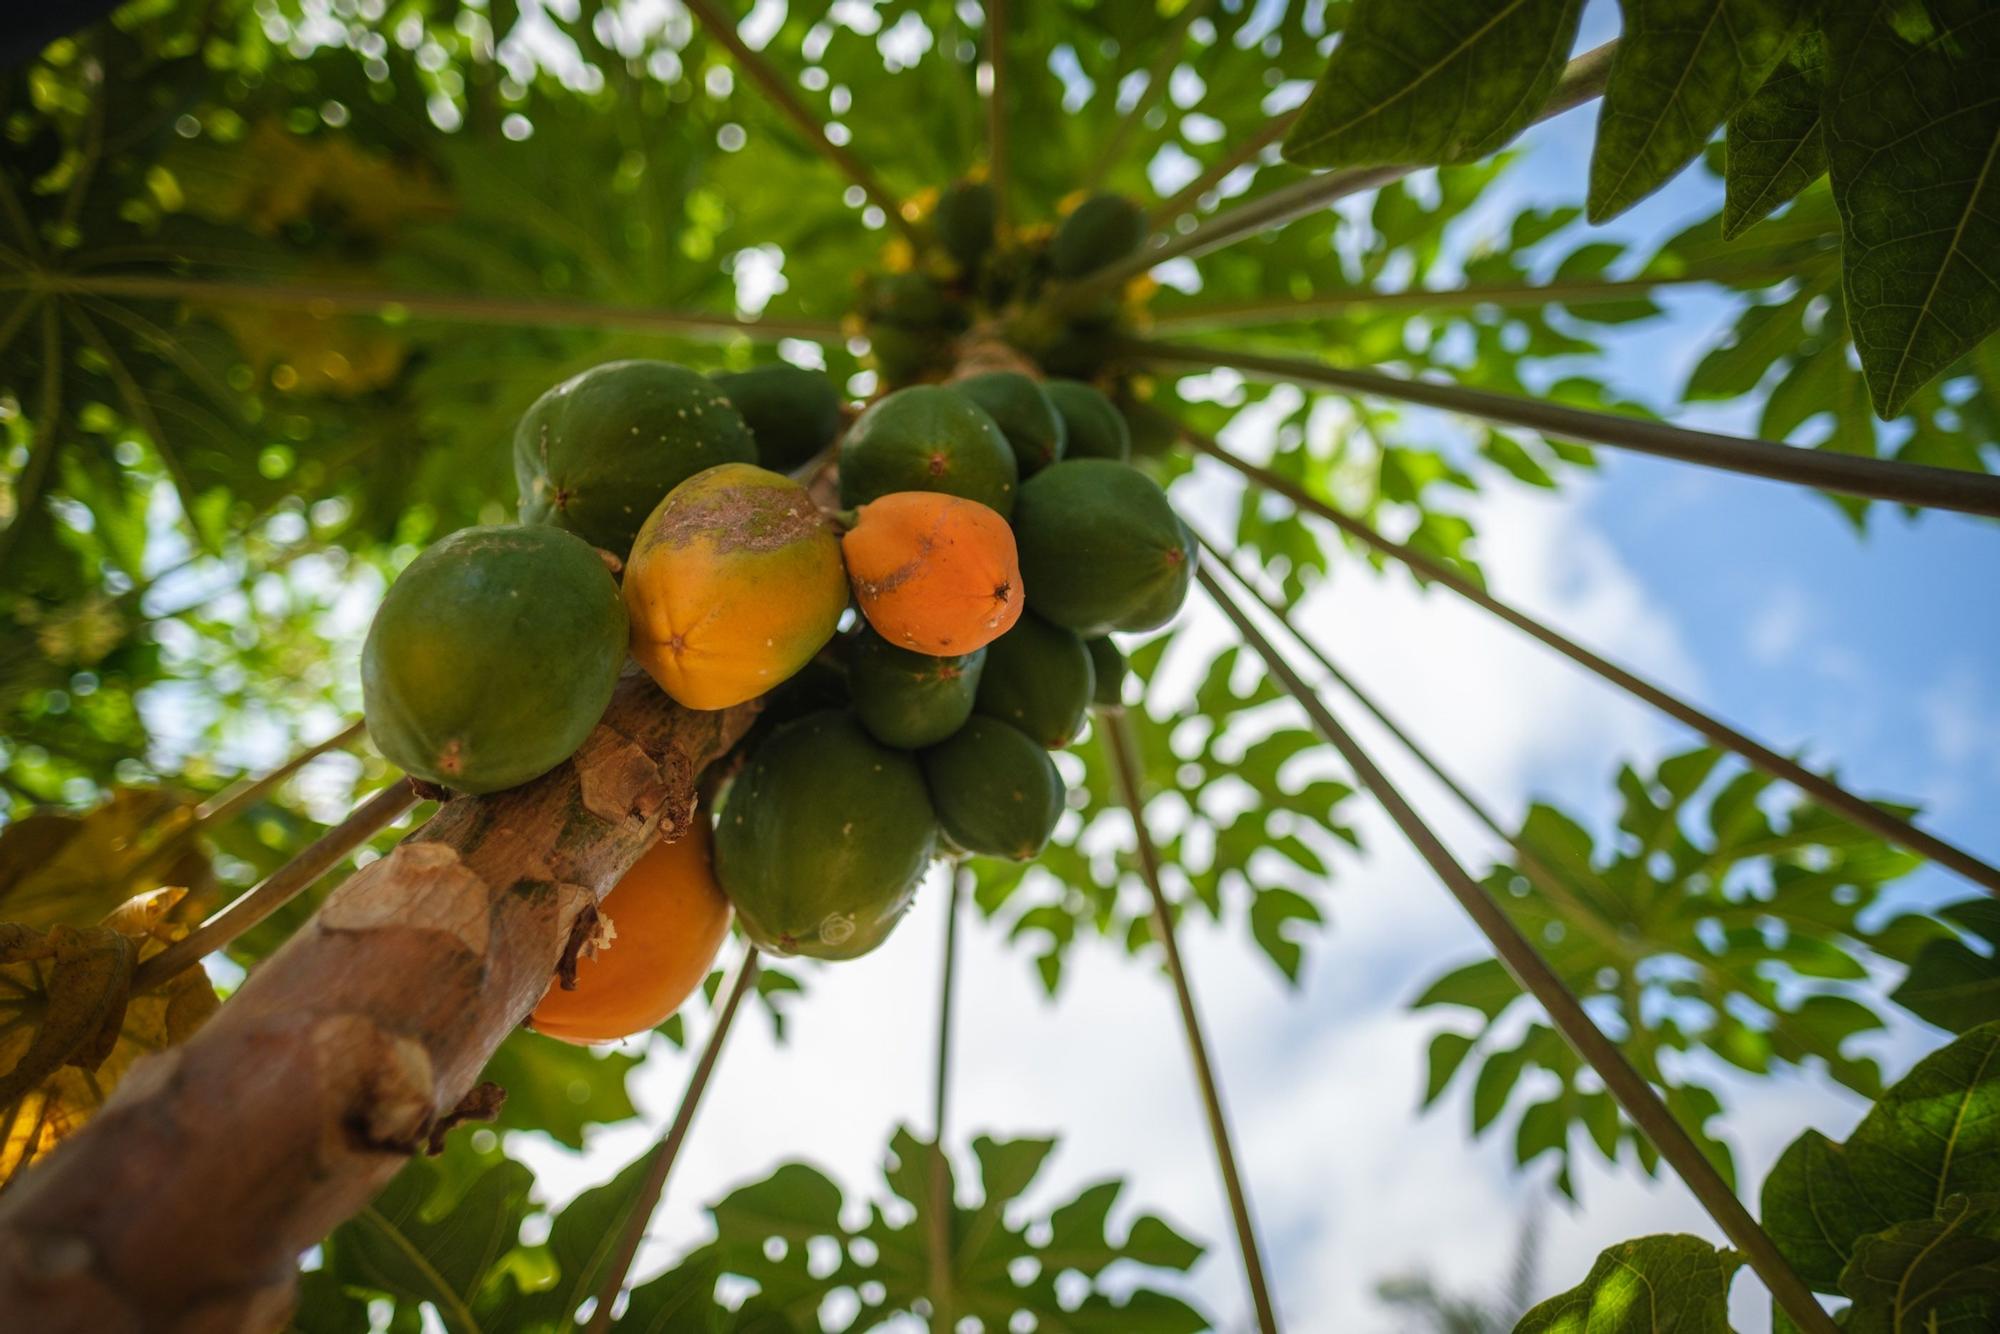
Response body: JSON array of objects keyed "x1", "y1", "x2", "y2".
[{"x1": 0, "y1": 673, "x2": 756, "y2": 1333}]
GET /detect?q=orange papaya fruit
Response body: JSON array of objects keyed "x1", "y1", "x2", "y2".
[
  {"x1": 842, "y1": 491, "x2": 1023, "y2": 656},
  {"x1": 528, "y1": 816, "x2": 732, "y2": 1045},
  {"x1": 625, "y1": 463, "x2": 848, "y2": 710}
]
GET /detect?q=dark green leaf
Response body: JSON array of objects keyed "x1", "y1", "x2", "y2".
[
  {"x1": 1589, "y1": 0, "x2": 1805, "y2": 222},
  {"x1": 1723, "y1": 29, "x2": 1828, "y2": 237},
  {"x1": 1891, "y1": 899, "x2": 2000, "y2": 1034},
  {"x1": 1824, "y1": 0, "x2": 2000, "y2": 416},
  {"x1": 1838, "y1": 1193, "x2": 2000, "y2": 1334},
  {"x1": 1282, "y1": 0, "x2": 1585, "y2": 168}
]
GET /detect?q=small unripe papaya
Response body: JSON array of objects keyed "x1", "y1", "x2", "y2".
[
  {"x1": 849, "y1": 627, "x2": 986, "y2": 749},
  {"x1": 955, "y1": 371, "x2": 1066, "y2": 475},
  {"x1": 715, "y1": 710, "x2": 937, "y2": 960},
  {"x1": 713, "y1": 363, "x2": 845, "y2": 473},
  {"x1": 515, "y1": 360, "x2": 756, "y2": 557},
  {"x1": 839, "y1": 385, "x2": 1019, "y2": 516},
  {"x1": 934, "y1": 179, "x2": 998, "y2": 269},
  {"x1": 921, "y1": 718, "x2": 1065, "y2": 861},
  {"x1": 625, "y1": 463, "x2": 847, "y2": 710},
  {"x1": 843, "y1": 491, "x2": 1024, "y2": 656},
  {"x1": 1013, "y1": 460, "x2": 1192, "y2": 635},
  {"x1": 975, "y1": 613, "x2": 1094, "y2": 748},
  {"x1": 1044, "y1": 380, "x2": 1131, "y2": 462},
  {"x1": 1086, "y1": 636, "x2": 1127, "y2": 708},
  {"x1": 1048, "y1": 193, "x2": 1146, "y2": 279}
]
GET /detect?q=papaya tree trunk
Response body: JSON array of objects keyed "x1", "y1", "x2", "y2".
[{"x1": 0, "y1": 672, "x2": 756, "y2": 1333}]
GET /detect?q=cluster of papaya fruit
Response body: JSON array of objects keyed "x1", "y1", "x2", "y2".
[
  {"x1": 863, "y1": 182, "x2": 1146, "y2": 387},
  {"x1": 359, "y1": 341, "x2": 1190, "y2": 1043}
]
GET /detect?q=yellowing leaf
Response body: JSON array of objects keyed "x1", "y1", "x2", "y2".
[
  {"x1": 0, "y1": 888, "x2": 220, "y2": 1188},
  {"x1": 0, "y1": 788, "x2": 213, "y2": 929}
]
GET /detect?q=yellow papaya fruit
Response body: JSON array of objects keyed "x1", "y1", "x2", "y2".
[{"x1": 625, "y1": 463, "x2": 848, "y2": 710}]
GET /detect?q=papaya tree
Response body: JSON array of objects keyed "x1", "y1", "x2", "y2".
[{"x1": 0, "y1": 1, "x2": 1997, "y2": 1332}]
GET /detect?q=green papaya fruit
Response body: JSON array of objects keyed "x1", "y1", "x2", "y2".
[
  {"x1": 953, "y1": 371, "x2": 1066, "y2": 475},
  {"x1": 920, "y1": 717, "x2": 1065, "y2": 861},
  {"x1": 1048, "y1": 193, "x2": 1146, "y2": 279},
  {"x1": 1012, "y1": 460, "x2": 1192, "y2": 635},
  {"x1": 974, "y1": 612, "x2": 1093, "y2": 748},
  {"x1": 515, "y1": 360, "x2": 756, "y2": 557},
  {"x1": 713, "y1": 363, "x2": 845, "y2": 473},
  {"x1": 743, "y1": 654, "x2": 850, "y2": 753},
  {"x1": 839, "y1": 385, "x2": 1019, "y2": 516},
  {"x1": 1043, "y1": 380, "x2": 1131, "y2": 462},
  {"x1": 1085, "y1": 636, "x2": 1127, "y2": 708},
  {"x1": 865, "y1": 323, "x2": 944, "y2": 388},
  {"x1": 362, "y1": 525, "x2": 627, "y2": 794},
  {"x1": 850, "y1": 627, "x2": 986, "y2": 749},
  {"x1": 1116, "y1": 388, "x2": 1181, "y2": 459},
  {"x1": 714, "y1": 710, "x2": 937, "y2": 960},
  {"x1": 1113, "y1": 514, "x2": 1197, "y2": 633},
  {"x1": 934, "y1": 179, "x2": 998, "y2": 269},
  {"x1": 865, "y1": 271, "x2": 952, "y2": 329}
]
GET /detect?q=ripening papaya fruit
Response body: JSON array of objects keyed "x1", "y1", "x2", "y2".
[
  {"x1": 849, "y1": 626, "x2": 985, "y2": 748},
  {"x1": 934, "y1": 179, "x2": 998, "y2": 270},
  {"x1": 1048, "y1": 193, "x2": 1146, "y2": 279},
  {"x1": 1086, "y1": 636, "x2": 1127, "y2": 708},
  {"x1": 625, "y1": 463, "x2": 847, "y2": 710},
  {"x1": 839, "y1": 386, "x2": 1019, "y2": 516},
  {"x1": 713, "y1": 363, "x2": 845, "y2": 473},
  {"x1": 715, "y1": 710, "x2": 937, "y2": 959},
  {"x1": 362, "y1": 525, "x2": 626, "y2": 794},
  {"x1": 515, "y1": 360, "x2": 757, "y2": 557},
  {"x1": 1043, "y1": 380, "x2": 1131, "y2": 462},
  {"x1": 528, "y1": 816, "x2": 732, "y2": 1044},
  {"x1": 974, "y1": 612, "x2": 1094, "y2": 749},
  {"x1": 920, "y1": 717, "x2": 1065, "y2": 861},
  {"x1": 1012, "y1": 460, "x2": 1192, "y2": 636},
  {"x1": 843, "y1": 491, "x2": 1024, "y2": 655},
  {"x1": 954, "y1": 371, "x2": 1066, "y2": 476}
]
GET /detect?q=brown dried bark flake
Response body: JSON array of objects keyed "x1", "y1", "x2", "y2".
[{"x1": 0, "y1": 672, "x2": 755, "y2": 1332}]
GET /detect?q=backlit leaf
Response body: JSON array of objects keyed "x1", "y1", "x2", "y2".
[
  {"x1": 1824, "y1": 0, "x2": 2000, "y2": 416},
  {"x1": 1283, "y1": 0, "x2": 1585, "y2": 169}
]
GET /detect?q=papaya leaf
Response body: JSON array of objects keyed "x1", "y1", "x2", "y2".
[
  {"x1": 0, "y1": 786, "x2": 211, "y2": 928},
  {"x1": 1890, "y1": 899, "x2": 2000, "y2": 1034},
  {"x1": 1761, "y1": 1022, "x2": 2000, "y2": 1294},
  {"x1": 476, "y1": 1030, "x2": 640, "y2": 1150},
  {"x1": 324, "y1": 1139, "x2": 534, "y2": 1334},
  {"x1": 1588, "y1": 0, "x2": 1806, "y2": 223},
  {"x1": 1838, "y1": 1193, "x2": 2000, "y2": 1334},
  {"x1": 0, "y1": 887, "x2": 218, "y2": 1188},
  {"x1": 1722, "y1": 29, "x2": 1827, "y2": 237},
  {"x1": 1515, "y1": 1234, "x2": 1741, "y2": 1333},
  {"x1": 655, "y1": 1125, "x2": 1206, "y2": 1330},
  {"x1": 1415, "y1": 747, "x2": 1930, "y2": 1196},
  {"x1": 502, "y1": 1148, "x2": 656, "y2": 1332},
  {"x1": 1282, "y1": 0, "x2": 1585, "y2": 169},
  {"x1": 1824, "y1": 0, "x2": 2000, "y2": 416}
]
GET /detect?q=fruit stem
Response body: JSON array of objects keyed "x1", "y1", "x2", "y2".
[
  {"x1": 585, "y1": 945, "x2": 762, "y2": 1334},
  {"x1": 1102, "y1": 708, "x2": 1282, "y2": 1334},
  {"x1": 928, "y1": 864, "x2": 966, "y2": 1325}
]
